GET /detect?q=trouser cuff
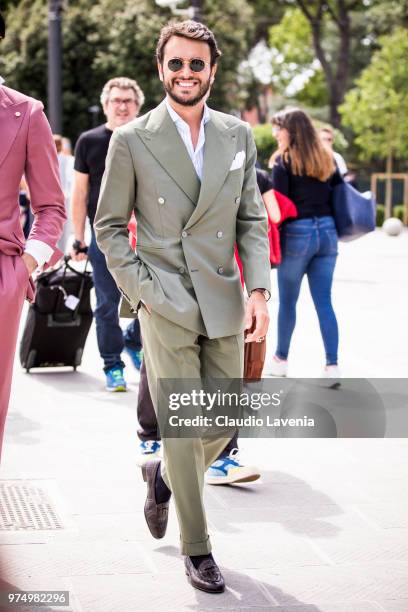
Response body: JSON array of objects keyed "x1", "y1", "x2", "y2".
[
  {"x1": 137, "y1": 430, "x2": 161, "y2": 442},
  {"x1": 103, "y1": 360, "x2": 125, "y2": 373},
  {"x1": 181, "y1": 535, "x2": 212, "y2": 556}
]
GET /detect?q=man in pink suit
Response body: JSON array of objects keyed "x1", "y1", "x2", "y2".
[{"x1": 0, "y1": 12, "x2": 66, "y2": 459}]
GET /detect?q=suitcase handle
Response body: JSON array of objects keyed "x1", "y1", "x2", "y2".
[
  {"x1": 49, "y1": 257, "x2": 91, "y2": 321},
  {"x1": 63, "y1": 255, "x2": 90, "y2": 278}
]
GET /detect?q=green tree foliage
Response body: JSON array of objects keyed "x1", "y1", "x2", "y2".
[
  {"x1": 0, "y1": 0, "x2": 254, "y2": 142},
  {"x1": 0, "y1": 0, "x2": 111, "y2": 139},
  {"x1": 365, "y1": 0, "x2": 408, "y2": 34},
  {"x1": 268, "y1": 8, "x2": 328, "y2": 108},
  {"x1": 95, "y1": 0, "x2": 255, "y2": 113},
  {"x1": 266, "y1": 1, "x2": 385, "y2": 127},
  {"x1": 252, "y1": 123, "x2": 276, "y2": 168},
  {"x1": 266, "y1": 1, "x2": 408, "y2": 128},
  {"x1": 246, "y1": 0, "x2": 285, "y2": 41},
  {"x1": 90, "y1": 0, "x2": 166, "y2": 114},
  {"x1": 270, "y1": 7, "x2": 313, "y2": 67},
  {"x1": 340, "y1": 27, "x2": 408, "y2": 170},
  {"x1": 295, "y1": 70, "x2": 328, "y2": 108},
  {"x1": 0, "y1": 0, "x2": 48, "y2": 102},
  {"x1": 0, "y1": 0, "x2": 19, "y2": 10},
  {"x1": 201, "y1": 0, "x2": 254, "y2": 111}
]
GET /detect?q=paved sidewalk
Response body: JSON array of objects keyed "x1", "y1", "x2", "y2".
[{"x1": 1, "y1": 229, "x2": 408, "y2": 612}]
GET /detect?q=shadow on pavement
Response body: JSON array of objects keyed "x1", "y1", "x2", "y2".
[
  {"x1": 2, "y1": 411, "x2": 43, "y2": 447},
  {"x1": 15, "y1": 370, "x2": 139, "y2": 409},
  {"x1": 205, "y1": 470, "x2": 343, "y2": 538},
  {"x1": 18, "y1": 371, "x2": 104, "y2": 394},
  {"x1": 154, "y1": 545, "x2": 322, "y2": 611}
]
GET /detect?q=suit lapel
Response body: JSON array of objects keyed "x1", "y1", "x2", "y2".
[
  {"x1": 136, "y1": 101, "x2": 201, "y2": 205},
  {"x1": 185, "y1": 111, "x2": 237, "y2": 230},
  {"x1": 0, "y1": 88, "x2": 28, "y2": 168}
]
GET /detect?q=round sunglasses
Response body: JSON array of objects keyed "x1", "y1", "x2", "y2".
[{"x1": 167, "y1": 58, "x2": 209, "y2": 73}]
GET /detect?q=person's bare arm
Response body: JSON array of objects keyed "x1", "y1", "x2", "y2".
[
  {"x1": 70, "y1": 170, "x2": 89, "y2": 260},
  {"x1": 262, "y1": 189, "x2": 281, "y2": 224}
]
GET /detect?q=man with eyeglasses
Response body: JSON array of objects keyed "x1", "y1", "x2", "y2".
[
  {"x1": 71, "y1": 77, "x2": 145, "y2": 391},
  {"x1": 95, "y1": 21, "x2": 270, "y2": 592},
  {"x1": 319, "y1": 126, "x2": 348, "y2": 177}
]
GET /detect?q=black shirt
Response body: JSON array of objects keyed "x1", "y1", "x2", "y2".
[
  {"x1": 256, "y1": 168, "x2": 273, "y2": 195},
  {"x1": 271, "y1": 155, "x2": 343, "y2": 219},
  {"x1": 74, "y1": 124, "x2": 113, "y2": 224}
]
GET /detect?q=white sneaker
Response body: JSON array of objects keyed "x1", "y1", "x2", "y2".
[
  {"x1": 322, "y1": 365, "x2": 341, "y2": 388},
  {"x1": 205, "y1": 449, "x2": 260, "y2": 485},
  {"x1": 136, "y1": 440, "x2": 161, "y2": 467},
  {"x1": 269, "y1": 355, "x2": 288, "y2": 377}
]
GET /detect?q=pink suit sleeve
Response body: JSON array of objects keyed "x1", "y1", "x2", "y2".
[{"x1": 24, "y1": 100, "x2": 66, "y2": 267}]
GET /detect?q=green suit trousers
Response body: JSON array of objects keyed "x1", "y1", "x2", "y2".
[{"x1": 138, "y1": 307, "x2": 244, "y2": 555}]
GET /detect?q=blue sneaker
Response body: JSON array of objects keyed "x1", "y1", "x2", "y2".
[
  {"x1": 205, "y1": 449, "x2": 260, "y2": 485},
  {"x1": 136, "y1": 440, "x2": 161, "y2": 466},
  {"x1": 124, "y1": 345, "x2": 143, "y2": 370},
  {"x1": 105, "y1": 367, "x2": 127, "y2": 392}
]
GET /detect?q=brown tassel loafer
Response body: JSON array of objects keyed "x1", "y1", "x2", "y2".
[
  {"x1": 141, "y1": 459, "x2": 169, "y2": 539},
  {"x1": 184, "y1": 556, "x2": 225, "y2": 593}
]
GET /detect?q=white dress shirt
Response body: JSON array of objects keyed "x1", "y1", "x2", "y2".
[
  {"x1": 333, "y1": 151, "x2": 348, "y2": 177},
  {"x1": 24, "y1": 240, "x2": 53, "y2": 268},
  {"x1": 165, "y1": 98, "x2": 210, "y2": 181}
]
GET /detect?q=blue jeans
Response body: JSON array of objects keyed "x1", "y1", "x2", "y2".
[
  {"x1": 276, "y1": 216, "x2": 339, "y2": 365},
  {"x1": 88, "y1": 231, "x2": 125, "y2": 372},
  {"x1": 124, "y1": 318, "x2": 142, "y2": 352}
]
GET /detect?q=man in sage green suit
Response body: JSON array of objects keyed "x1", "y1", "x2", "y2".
[{"x1": 95, "y1": 20, "x2": 271, "y2": 592}]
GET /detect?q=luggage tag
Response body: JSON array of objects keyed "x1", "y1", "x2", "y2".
[
  {"x1": 50, "y1": 282, "x2": 80, "y2": 310},
  {"x1": 64, "y1": 294, "x2": 80, "y2": 310}
]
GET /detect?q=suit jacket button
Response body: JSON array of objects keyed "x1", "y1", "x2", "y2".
[
  {"x1": 235, "y1": 197, "x2": 241, "y2": 205},
  {"x1": 178, "y1": 266, "x2": 185, "y2": 274},
  {"x1": 158, "y1": 197, "x2": 165, "y2": 205},
  {"x1": 217, "y1": 231, "x2": 223, "y2": 238},
  {"x1": 217, "y1": 266, "x2": 224, "y2": 274},
  {"x1": 181, "y1": 231, "x2": 188, "y2": 238},
  {"x1": 15, "y1": 111, "x2": 22, "y2": 117}
]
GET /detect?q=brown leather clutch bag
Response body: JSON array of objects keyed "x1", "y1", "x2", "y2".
[{"x1": 244, "y1": 332, "x2": 266, "y2": 381}]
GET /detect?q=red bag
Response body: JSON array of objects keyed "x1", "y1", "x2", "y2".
[{"x1": 234, "y1": 189, "x2": 297, "y2": 280}]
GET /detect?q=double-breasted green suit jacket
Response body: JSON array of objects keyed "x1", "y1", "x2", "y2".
[{"x1": 94, "y1": 100, "x2": 271, "y2": 339}]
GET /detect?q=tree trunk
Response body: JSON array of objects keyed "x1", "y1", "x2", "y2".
[
  {"x1": 385, "y1": 151, "x2": 393, "y2": 219},
  {"x1": 329, "y1": 97, "x2": 341, "y2": 129},
  {"x1": 191, "y1": 0, "x2": 202, "y2": 22},
  {"x1": 298, "y1": 0, "x2": 351, "y2": 128},
  {"x1": 332, "y1": 0, "x2": 351, "y2": 128}
]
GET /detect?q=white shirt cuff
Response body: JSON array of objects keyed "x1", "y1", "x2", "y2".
[{"x1": 24, "y1": 239, "x2": 54, "y2": 268}]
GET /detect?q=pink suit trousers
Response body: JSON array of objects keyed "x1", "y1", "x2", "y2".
[{"x1": 0, "y1": 84, "x2": 66, "y2": 459}]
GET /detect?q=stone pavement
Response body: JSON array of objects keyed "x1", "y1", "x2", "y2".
[{"x1": 1, "y1": 229, "x2": 408, "y2": 612}]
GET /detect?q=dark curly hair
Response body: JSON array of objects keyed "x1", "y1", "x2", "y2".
[{"x1": 156, "y1": 20, "x2": 222, "y2": 67}]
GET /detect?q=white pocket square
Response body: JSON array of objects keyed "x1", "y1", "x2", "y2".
[{"x1": 229, "y1": 150, "x2": 246, "y2": 171}]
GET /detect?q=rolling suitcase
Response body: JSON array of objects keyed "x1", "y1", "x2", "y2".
[{"x1": 20, "y1": 257, "x2": 94, "y2": 372}]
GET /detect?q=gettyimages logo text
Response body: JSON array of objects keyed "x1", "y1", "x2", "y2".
[{"x1": 168, "y1": 389, "x2": 283, "y2": 411}]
